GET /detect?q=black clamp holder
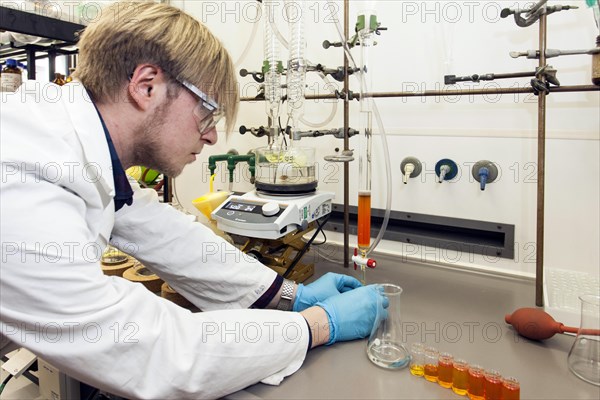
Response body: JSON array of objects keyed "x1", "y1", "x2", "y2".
[
  {"x1": 253, "y1": 87, "x2": 266, "y2": 101},
  {"x1": 323, "y1": 39, "x2": 371, "y2": 49},
  {"x1": 322, "y1": 40, "x2": 345, "y2": 49},
  {"x1": 322, "y1": 33, "x2": 386, "y2": 50},
  {"x1": 239, "y1": 125, "x2": 267, "y2": 138},
  {"x1": 375, "y1": 26, "x2": 388, "y2": 35},
  {"x1": 444, "y1": 66, "x2": 560, "y2": 88},
  {"x1": 314, "y1": 64, "x2": 361, "y2": 82},
  {"x1": 445, "y1": 72, "x2": 534, "y2": 85},
  {"x1": 239, "y1": 68, "x2": 264, "y2": 83},
  {"x1": 334, "y1": 90, "x2": 357, "y2": 101},
  {"x1": 531, "y1": 65, "x2": 559, "y2": 96},
  {"x1": 501, "y1": 0, "x2": 578, "y2": 28},
  {"x1": 292, "y1": 127, "x2": 360, "y2": 140}
]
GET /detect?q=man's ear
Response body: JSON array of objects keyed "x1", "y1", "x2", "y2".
[{"x1": 128, "y1": 64, "x2": 162, "y2": 111}]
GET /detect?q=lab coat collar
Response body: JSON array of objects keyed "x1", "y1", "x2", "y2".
[
  {"x1": 94, "y1": 104, "x2": 134, "y2": 211},
  {"x1": 60, "y1": 81, "x2": 115, "y2": 201}
]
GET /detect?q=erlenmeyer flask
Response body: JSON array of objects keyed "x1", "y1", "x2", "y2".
[
  {"x1": 567, "y1": 294, "x2": 600, "y2": 386},
  {"x1": 366, "y1": 284, "x2": 410, "y2": 369}
]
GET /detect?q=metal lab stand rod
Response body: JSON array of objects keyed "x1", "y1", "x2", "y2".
[
  {"x1": 361, "y1": 85, "x2": 599, "y2": 97},
  {"x1": 536, "y1": 13, "x2": 548, "y2": 307},
  {"x1": 343, "y1": 0, "x2": 350, "y2": 269},
  {"x1": 240, "y1": 85, "x2": 599, "y2": 102}
]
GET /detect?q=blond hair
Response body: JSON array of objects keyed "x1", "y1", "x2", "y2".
[{"x1": 75, "y1": 1, "x2": 238, "y2": 131}]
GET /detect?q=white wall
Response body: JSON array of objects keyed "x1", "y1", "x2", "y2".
[{"x1": 172, "y1": 0, "x2": 600, "y2": 278}]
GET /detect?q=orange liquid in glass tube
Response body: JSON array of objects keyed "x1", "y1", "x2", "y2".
[{"x1": 358, "y1": 191, "x2": 371, "y2": 251}]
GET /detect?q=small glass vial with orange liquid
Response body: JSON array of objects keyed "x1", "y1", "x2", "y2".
[
  {"x1": 483, "y1": 369, "x2": 502, "y2": 400},
  {"x1": 423, "y1": 347, "x2": 440, "y2": 382},
  {"x1": 501, "y1": 377, "x2": 520, "y2": 400},
  {"x1": 467, "y1": 364, "x2": 485, "y2": 400},
  {"x1": 437, "y1": 353, "x2": 454, "y2": 388},
  {"x1": 452, "y1": 358, "x2": 470, "y2": 396}
]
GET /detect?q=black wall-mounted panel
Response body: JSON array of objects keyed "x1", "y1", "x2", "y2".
[{"x1": 326, "y1": 204, "x2": 515, "y2": 260}]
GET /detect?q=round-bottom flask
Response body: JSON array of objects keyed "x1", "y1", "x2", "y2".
[{"x1": 366, "y1": 284, "x2": 410, "y2": 369}]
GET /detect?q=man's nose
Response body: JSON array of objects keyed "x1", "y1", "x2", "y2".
[{"x1": 202, "y1": 127, "x2": 218, "y2": 146}]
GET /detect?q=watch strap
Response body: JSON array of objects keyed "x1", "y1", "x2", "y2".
[{"x1": 276, "y1": 279, "x2": 295, "y2": 311}]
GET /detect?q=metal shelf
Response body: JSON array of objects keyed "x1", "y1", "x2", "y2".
[{"x1": 0, "y1": 5, "x2": 84, "y2": 79}]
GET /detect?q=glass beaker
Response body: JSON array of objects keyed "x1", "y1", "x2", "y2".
[
  {"x1": 366, "y1": 284, "x2": 410, "y2": 369},
  {"x1": 567, "y1": 294, "x2": 600, "y2": 386},
  {"x1": 254, "y1": 146, "x2": 317, "y2": 194}
]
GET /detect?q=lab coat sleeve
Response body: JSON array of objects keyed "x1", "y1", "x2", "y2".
[
  {"x1": 110, "y1": 181, "x2": 279, "y2": 311},
  {"x1": 0, "y1": 172, "x2": 309, "y2": 399}
]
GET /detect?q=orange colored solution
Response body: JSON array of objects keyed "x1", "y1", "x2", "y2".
[
  {"x1": 424, "y1": 364, "x2": 439, "y2": 382},
  {"x1": 452, "y1": 361, "x2": 469, "y2": 396},
  {"x1": 409, "y1": 364, "x2": 424, "y2": 377},
  {"x1": 501, "y1": 378, "x2": 520, "y2": 400},
  {"x1": 468, "y1": 367, "x2": 485, "y2": 400},
  {"x1": 357, "y1": 191, "x2": 371, "y2": 250},
  {"x1": 438, "y1": 357, "x2": 454, "y2": 388},
  {"x1": 483, "y1": 371, "x2": 502, "y2": 400}
]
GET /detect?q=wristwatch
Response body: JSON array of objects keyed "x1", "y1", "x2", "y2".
[{"x1": 276, "y1": 279, "x2": 295, "y2": 311}]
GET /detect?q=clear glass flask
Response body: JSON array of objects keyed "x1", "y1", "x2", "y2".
[
  {"x1": 567, "y1": 294, "x2": 600, "y2": 386},
  {"x1": 366, "y1": 284, "x2": 410, "y2": 369},
  {"x1": 254, "y1": 146, "x2": 317, "y2": 194}
]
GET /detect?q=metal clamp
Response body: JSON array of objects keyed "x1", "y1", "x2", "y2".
[
  {"x1": 501, "y1": 0, "x2": 578, "y2": 27},
  {"x1": 239, "y1": 68, "x2": 264, "y2": 83}
]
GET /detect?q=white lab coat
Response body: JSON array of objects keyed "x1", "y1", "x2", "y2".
[{"x1": 0, "y1": 81, "x2": 309, "y2": 399}]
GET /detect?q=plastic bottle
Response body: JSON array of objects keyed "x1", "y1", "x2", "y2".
[
  {"x1": 53, "y1": 73, "x2": 66, "y2": 86},
  {"x1": 1, "y1": 59, "x2": 23, "y2": 92},
  {"x1": 65, "y1": 68, "x2": 76, "y2": 83}
]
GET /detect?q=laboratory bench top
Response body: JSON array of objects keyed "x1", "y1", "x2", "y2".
[
  {"x1": 233, "y1": 254, "x2": 600, "y2": 400},
  {"x1": 1, "y1": 254, "x2": 598, "y2": 399}
]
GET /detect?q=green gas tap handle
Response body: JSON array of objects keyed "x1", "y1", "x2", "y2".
[
  {"x1": 227, "y1": 154, "x2": 256, "y2": 184},
  {"x1": 208, "y1": 154, "x2": 230, "y2": 177}
]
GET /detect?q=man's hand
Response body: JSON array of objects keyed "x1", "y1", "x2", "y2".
[
  {"x1": 293, "y1": 272, "x2": 362, "y2": 312},
  {"x1": 300, "y1": 285, "x2": 388, "y2": 347}
]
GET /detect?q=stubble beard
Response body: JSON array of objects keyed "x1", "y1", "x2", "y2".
[{"x1": 130, "y1": 102, "x2": 185, "y2": 178}]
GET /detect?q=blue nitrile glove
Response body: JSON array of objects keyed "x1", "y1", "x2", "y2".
[
  {"x1": 315, "y1": 285, "x2": 389, "y2": 345},
  {"x1": 293, "y1": 272, "x2": 363, "y2": 312}
]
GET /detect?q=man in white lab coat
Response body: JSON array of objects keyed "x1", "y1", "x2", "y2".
[{"x1": 0, "y1": 2, "x2": 387, "y2": 399}]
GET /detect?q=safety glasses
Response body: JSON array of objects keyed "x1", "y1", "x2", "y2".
[{"x1": 178, "y1": 79, "x2": 224, "y2": 134}]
